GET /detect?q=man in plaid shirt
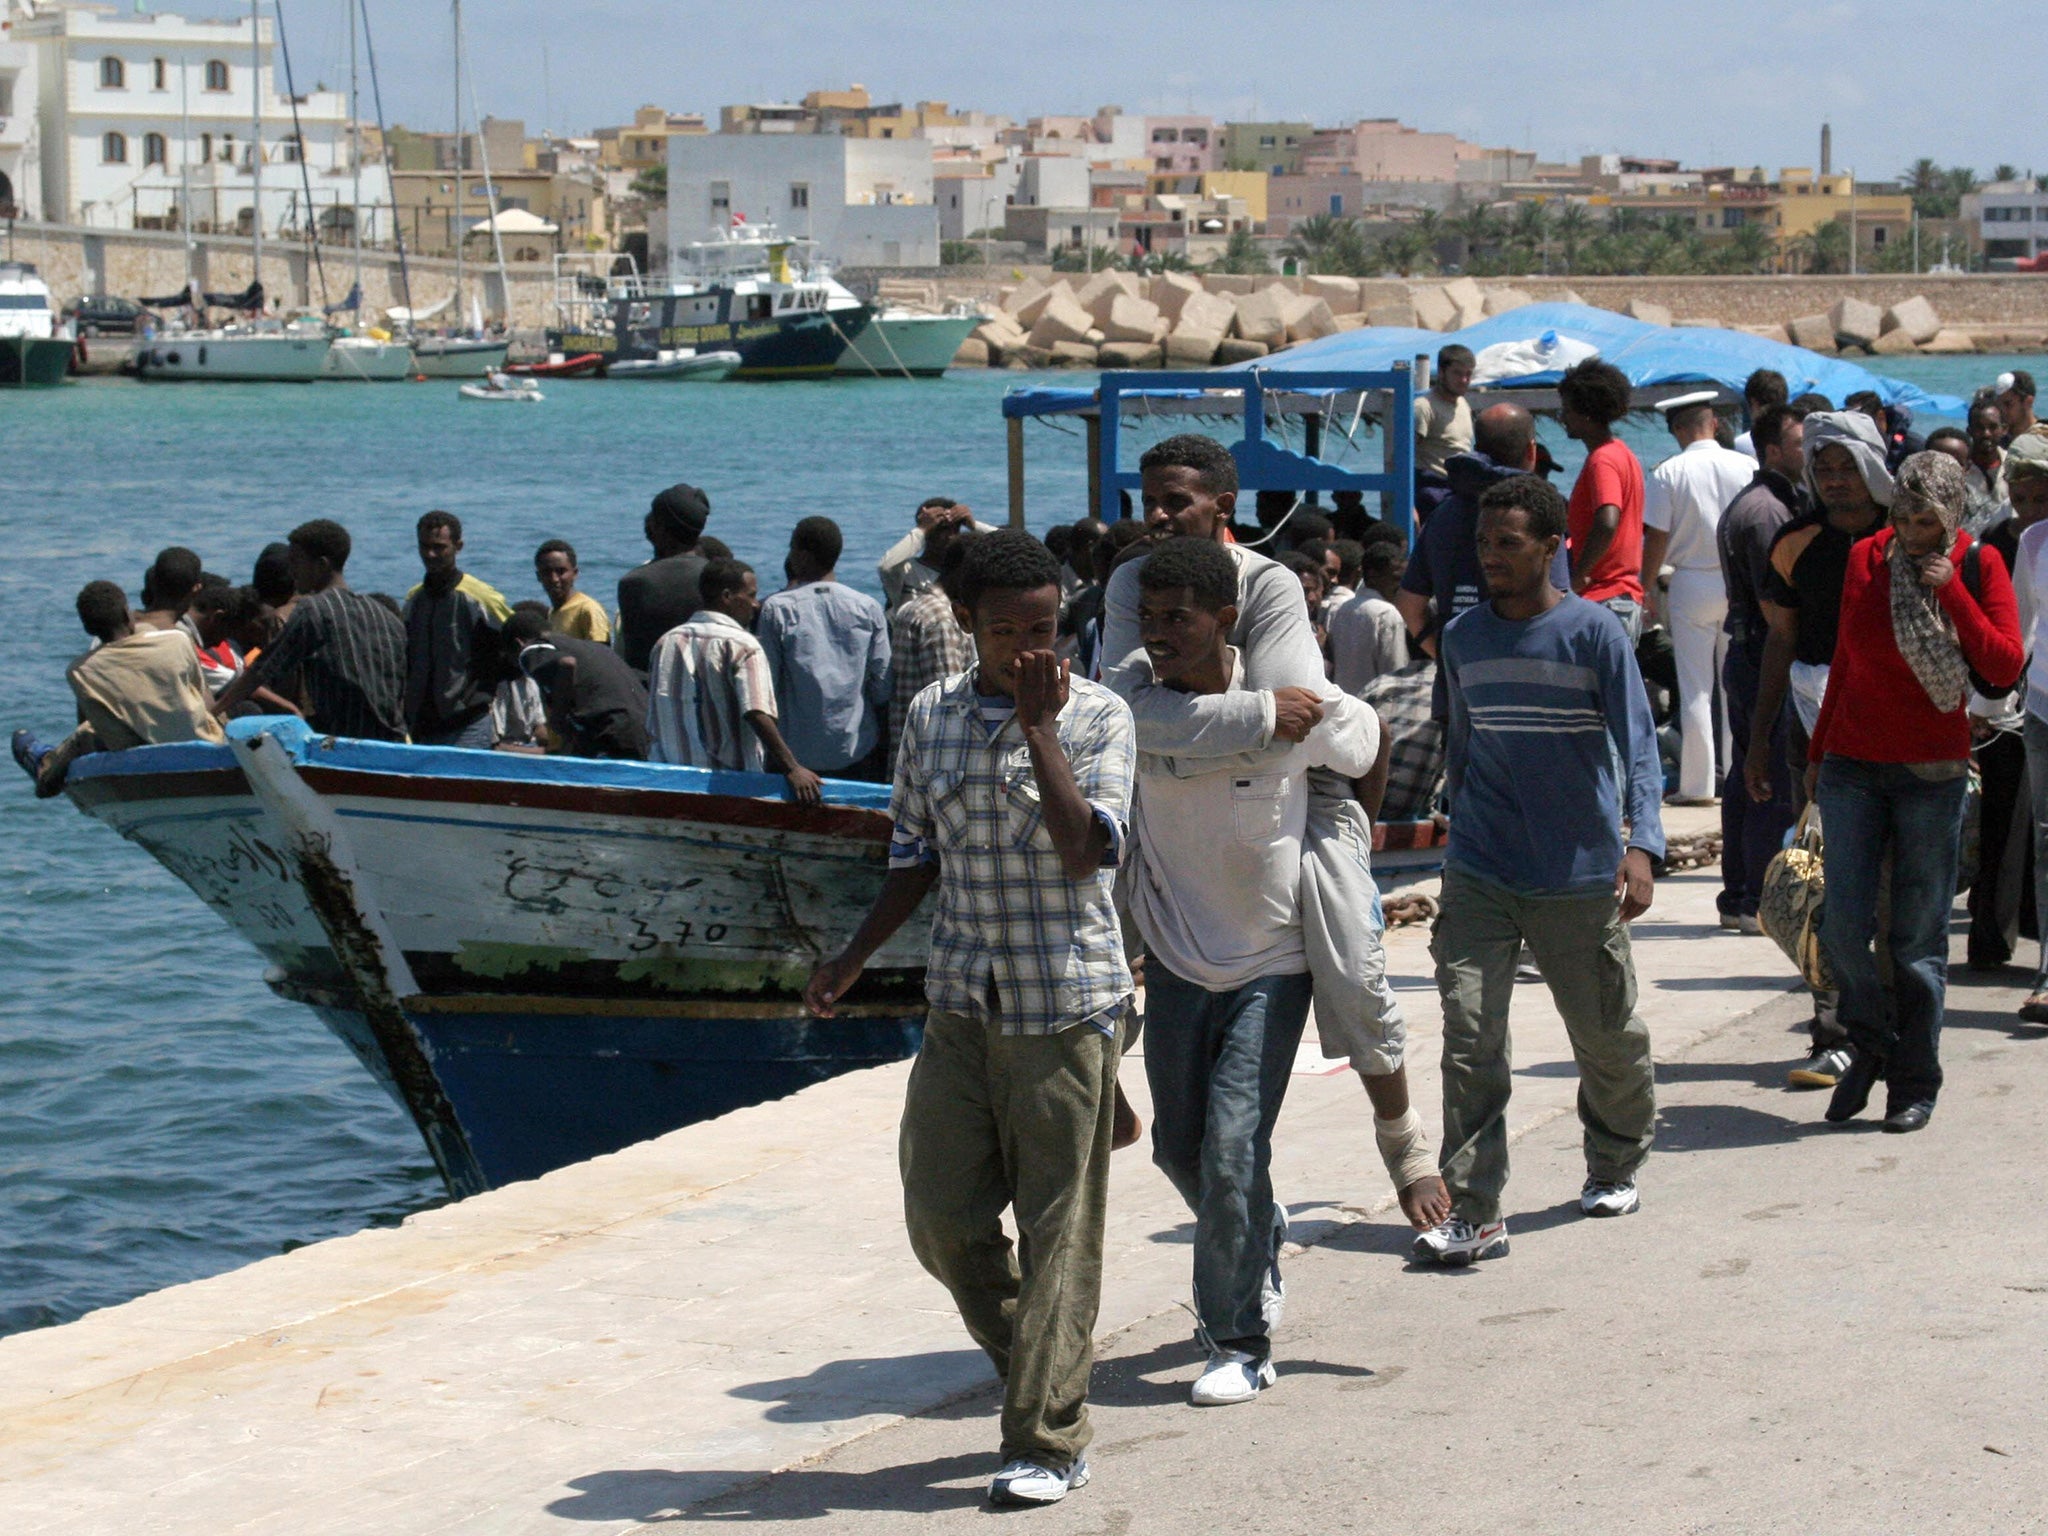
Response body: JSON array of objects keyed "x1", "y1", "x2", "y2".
[
  {"x1": 807, "y1": 531, "x2": 1134, "y2": 1510},
  {"x1": 1358, "y1": 659, "x2": 1446, "y2": 822},
  {"x1": 888, "y1": 528, "x2": 977, "y2": 764}
]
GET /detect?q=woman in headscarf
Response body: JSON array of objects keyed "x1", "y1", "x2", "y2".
[{"x1": 1807, "y1": 451, "x2": 2025, "y2": 1132}]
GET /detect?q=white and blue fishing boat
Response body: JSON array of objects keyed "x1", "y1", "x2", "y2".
[
  {"x1": 546, "y1": 229, "x2": 871, "y2": 381},
  {"x1": 40, "y1": 717, "x2": 929, "y2": 1195}
]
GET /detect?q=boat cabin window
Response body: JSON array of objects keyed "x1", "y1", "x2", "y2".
[
  {"x1": 747, "y1": 294, "x2": 772, "y2": 321},
  {"x1": 99, "y1": 56, "x2": 125, "y2": 90},
  {"x1": 204, "y1": 60, "x2": 230, "y2": 93}
]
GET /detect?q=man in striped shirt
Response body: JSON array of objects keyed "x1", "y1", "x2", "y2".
[
  {"x1": 645, "y1": 559, "x2": 821, "y2": 802},
  {"x1": 214, "y1": 519, "x2": 406, "y2": 741},
  {"x1": 1415, "y1": 473, "x2": 1664, "y2": 1268}
]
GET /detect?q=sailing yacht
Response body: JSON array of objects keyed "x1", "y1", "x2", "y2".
[
  {"x1": 135, "y1": 0, "x2": 332, "y2": 383},
  {"x1": 401, "y1": 0, "x2": 509, "y2": 378},
  {"x1": 319, "y1": 0, "x2": 411, "y2": 380}
]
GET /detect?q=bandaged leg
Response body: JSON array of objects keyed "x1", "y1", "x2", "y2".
[{"x1": 1374, "y1": 1107, "x2": 1437, "y2": 1193}]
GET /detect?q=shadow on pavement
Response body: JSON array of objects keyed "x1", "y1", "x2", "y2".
[
  {"x1": 1652, "y1": 976, "x2": 1805, "y2": 992},
  {"x1": 726, "y1": 1350, "x2": 992, "y2": 1425},
  {"x1": 549, "y1": 1452, "x2": 994, "y2": 1523},
  {"x1": 1655, "y1": 1101, "x2": 1821, "y2": 1152},
  {"x1": 1653, "y1": 1058, "x2": 1791, "y2": 1090}
]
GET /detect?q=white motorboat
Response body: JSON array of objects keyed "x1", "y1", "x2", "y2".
[
  {"x1": 133, "y1": 327, "x2": 333, "y2": 382},
  {"x1": 0, "y1": 262, "x2": 73, "y2": 386},
  {"x1": 834, "y1": 307, "x2": 982, "y2": 378},
  {"x1": 606, "y1": 348, "x2": 742, "y2": 381},
  {"x1": 413, "y1": 336, "x2": 512, "y2": 377},
  {"x1": 460, "y1": 371, "x2": 541, "y2": 402},
  {"x1": 322, "y1": 334, "x2": 416, "y2": 381}
]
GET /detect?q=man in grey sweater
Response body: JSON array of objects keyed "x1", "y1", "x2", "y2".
[{"x1": 1101, "y1": 434, "x2": 1448, "y2": 1231}]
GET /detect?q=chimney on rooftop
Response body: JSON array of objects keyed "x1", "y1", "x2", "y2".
[{"x1": 1820, "y1": 123, "x2": 1832, "y2": 176}]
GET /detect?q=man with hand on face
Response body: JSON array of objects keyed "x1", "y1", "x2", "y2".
[
  {"x1": 1415, "y1": 474, "x2": 1664, "y2": 1267},
  {"x1": 804, "y1": 531, "x2": 1135, "y2": 1511}
]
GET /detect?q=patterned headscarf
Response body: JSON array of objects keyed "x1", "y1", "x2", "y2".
[{"x1": 1887, "y1": 450, "x2": 1971, "y2": 713}]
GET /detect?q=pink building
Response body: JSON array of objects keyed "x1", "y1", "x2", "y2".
[
  {"x1": 1302, "y1": 118, "x2": 1501, "y2": 183},
  {"x1": 1142, "y1": 116, "x2": 1216, "y2": 176}
]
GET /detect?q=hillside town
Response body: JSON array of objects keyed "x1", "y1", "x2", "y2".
[{"x1": 2, "y1": 0, "x2": 2043, "y2": 287}]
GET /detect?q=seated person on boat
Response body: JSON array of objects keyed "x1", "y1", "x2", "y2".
[{"x1": 14, "y1": 580, "x2": 224, "y2": 796}]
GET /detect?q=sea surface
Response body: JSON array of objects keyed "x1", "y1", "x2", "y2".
[{"x1": 0, "y1": 352, "x2": 2010, "y2": 1337}]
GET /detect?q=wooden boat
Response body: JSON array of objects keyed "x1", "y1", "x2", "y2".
[
  {"x1": 503, "y1": 352, "x2": 605, "y2": 379},
  {"x1": 45, "y1": 718, "x2": 931, "y2": 1195}
]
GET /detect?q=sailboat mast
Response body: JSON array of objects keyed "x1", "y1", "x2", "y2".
[
  {"x1": 348, "y1": 0, "x2": 361, "y2": 299},
  {"x1": 451, "y1": 0, "x2": 462, "y2": 330},
  {"x1": 250, "y1": 0, "x2": 263, "y2": 310}
]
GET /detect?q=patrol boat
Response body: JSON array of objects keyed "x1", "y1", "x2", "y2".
[{"x1": 545, "y1": 227, "x2": 870, "y2": 380}]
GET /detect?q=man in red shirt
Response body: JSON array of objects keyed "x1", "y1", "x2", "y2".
[{"x1": 1560, "y1": 360, "x2": 1647, "y2": 641}]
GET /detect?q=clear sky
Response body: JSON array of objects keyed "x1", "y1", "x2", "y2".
[{"x1": 188, "y1": 0, "x2": 2028, "y2": 180}]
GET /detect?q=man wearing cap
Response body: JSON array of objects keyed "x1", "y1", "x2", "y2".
[
  {"x1": 1642, "y1": 392, "x2": 1757, "y2": 805},
  {"x1": 1996, "y1": 371, "x2": 2048, "y2": 447},
  {"x1": 617, "y1": 484, "x2": 712, "y2": 673}
]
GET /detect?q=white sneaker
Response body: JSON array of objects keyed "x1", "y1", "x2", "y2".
[
  {"x1": 989, "y1": 1455, "x2": 1090, "y2": 1506},
  {"x1": 1580, "y1": 1177, "x2": 1640, "y2": 1217},
  {"x1": 1410, "y1": 1215, "x2": 1509, "y2": 1266},
  {"x1": 1261, "y1": 1271, "x2": 1286, "y2": 1331},
  {"x1": 1190, "y1": 1348, "x2": 1276, "y2": 1406}
]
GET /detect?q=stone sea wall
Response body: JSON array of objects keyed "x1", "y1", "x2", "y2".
[{"x1": 5, "y1": 220, "x2": 560, "y2": 330}]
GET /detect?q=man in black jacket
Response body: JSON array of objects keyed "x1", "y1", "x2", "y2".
[{"x1": 616, "y1": 483, "x2": 712, "y2": 673}]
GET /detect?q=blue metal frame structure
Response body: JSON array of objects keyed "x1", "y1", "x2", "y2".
[{"x1": 1092, "y1": 365, "x2": 1418, "y2": 545}]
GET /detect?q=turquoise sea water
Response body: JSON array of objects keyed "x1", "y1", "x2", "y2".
[{"x1": 0, "y1": 354, "x2": 2012, "y2": 1336}]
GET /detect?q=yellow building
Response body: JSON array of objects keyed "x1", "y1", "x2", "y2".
[
  {"x1": 595, "y1": 107, "x2": 708, "y2": 173},
  {"x1": 1770, "y1": 168, "x2": 1913, "y2": 258},
  {"x1": 390, "y1": 167, "x2": 607, "y2": 256},
  {"x1": 1145, "y1": 170, "x2": 1268, "y2": 225}
]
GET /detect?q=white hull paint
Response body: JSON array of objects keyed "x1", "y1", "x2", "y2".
[
  {"x1": 835, "y1": 311, "x2": 981, "y2": 377},
  {"x1": 411, "y1": 339, "x2": 511, "y2": 377},
  {"x1": 322, "y1": 337, "x2": 417, "y2": 381},
  {"x1": 606, "y1": 349, "x2": 741, "y2": 381},
  {"x1": 134, "y1": 333, "x2": 333, "y2": 382}
]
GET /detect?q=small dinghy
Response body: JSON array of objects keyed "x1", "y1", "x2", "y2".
[
  {"x1": 606, "y1": 348, "x2": 743, "y2": 382},
  {"x1": 460, "y1": 371, "x2": 543, "y2": 403}
]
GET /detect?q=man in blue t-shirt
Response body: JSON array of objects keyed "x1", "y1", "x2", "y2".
[{"x1": 1413, "y1": 473, "x2": 1665, "y2": 1268}]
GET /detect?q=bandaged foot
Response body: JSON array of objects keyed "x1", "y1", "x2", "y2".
[{"x1": 1376, "y1": 1109, "x2": 1450, "y2": 1230}]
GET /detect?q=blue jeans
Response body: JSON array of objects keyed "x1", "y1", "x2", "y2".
[
  {"x1": 1143, "y1": 966, "x2": 1311, "y2": 1357},
  {"x1": 1719, "y1": 639, "x2": 1793, "y2": 919},
  {"x1": 1816, "y1": 757, "x2": 1967, "y2": 1103}
]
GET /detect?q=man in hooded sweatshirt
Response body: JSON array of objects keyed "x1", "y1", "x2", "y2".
[
  {"x1": 1745, "y1": 410, "x2": 1895, "y2": 1088},
  {"x1": 1395, "y1": 402, "x2": 1571, "y2": 656}
]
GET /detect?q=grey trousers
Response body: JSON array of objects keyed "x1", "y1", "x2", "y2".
[
  {"x1": 1431, "y1": 866, "x2": 1657, "y2": 1223},
  {"x1": 899, "y1": 1006, "x2": 1118, "y2": 1471}
]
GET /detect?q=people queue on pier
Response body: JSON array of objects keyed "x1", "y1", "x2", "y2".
[{"x1": 15, "y1": 354, "x2": 2044, "y2": 1508}]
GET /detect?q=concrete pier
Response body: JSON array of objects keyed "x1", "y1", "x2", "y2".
[{"x1": 5, "y1": 811, "x2": 2044, "y2": 1532}]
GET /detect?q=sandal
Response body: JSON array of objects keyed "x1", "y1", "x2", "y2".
[{"x1": 2018, "y1": 993, "x2": 2048, "y2": 1026}]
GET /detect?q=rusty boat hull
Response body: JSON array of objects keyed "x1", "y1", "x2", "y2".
[{"x1": 59, "y1": 717, "x2": 929, "y2": 1194}]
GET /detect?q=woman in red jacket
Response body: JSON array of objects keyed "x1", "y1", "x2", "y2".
[{"x1": 1810, "y1": 451, "x2": 2026, "y2": 1133}]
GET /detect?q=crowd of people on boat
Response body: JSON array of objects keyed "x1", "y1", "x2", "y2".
[{"x1": 15, "y1": 351, "x2": 2048, "y2": 1508}]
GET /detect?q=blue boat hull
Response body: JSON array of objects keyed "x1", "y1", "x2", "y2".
[{"x1": 313, "y1": 1000, "x2": 924, "y2": 1187}]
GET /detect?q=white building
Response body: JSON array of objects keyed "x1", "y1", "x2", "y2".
[
  {"x1": 0, "y1": 1, "x2": 44, "y2": 218},
  {"x1": 1969, "y1": 182, "x2": 2048, "y2": 267},
  {"x1": 668, "y1": 134, "x2": 937, "y2": 268},
  {"x1": 17, "y1": 3, "x2": 385, "y2": 236}
]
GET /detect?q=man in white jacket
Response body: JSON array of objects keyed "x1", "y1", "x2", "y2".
[{"x1": 1102, "y1": 433, "x2": 1449, "y2": 1230}]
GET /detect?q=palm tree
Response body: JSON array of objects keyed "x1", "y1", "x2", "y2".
[
  {"x1": 1376, "y1": 226, "x2": 1431, "y2": 277},
  {"x1": 1723, "y1": 219, "x2": 1776, "y2": 274},
  {"x1": 1552, "y1": 202, "x2": 1593, "y2": 271},
  {"x1": 1207, "y1": 228, "x2": 1273, "y2": 275},
  {"x1": 1993, "y1": 163, "x2": 2020, "y2": 185},
  {"x1": 1281, "y1": 213, "x2": 1365, "y2": 275},
  {"x1": 1449, "y1": 204, "x2": 1500, "y2": 268},
  {"x1": 1794, "y1": 219, "x2": 1851, "y2": 275}
]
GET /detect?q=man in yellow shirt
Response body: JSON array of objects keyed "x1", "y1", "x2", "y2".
[{"x1": 535, "y1": 538, "x2": 612, "y2": 644}]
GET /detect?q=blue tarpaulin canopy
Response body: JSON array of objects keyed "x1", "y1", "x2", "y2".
[{"x1": 1001, "y1": 301, "x2": 1967, "y2": 420}]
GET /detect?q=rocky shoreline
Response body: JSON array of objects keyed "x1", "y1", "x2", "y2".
[{"x1": 918, "y1": 270, "x2": 2040, "y2": 371}]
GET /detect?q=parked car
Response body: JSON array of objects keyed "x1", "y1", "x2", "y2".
[{"x1": 63, "y1": 296, "x2": 158, "y2": 337}]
